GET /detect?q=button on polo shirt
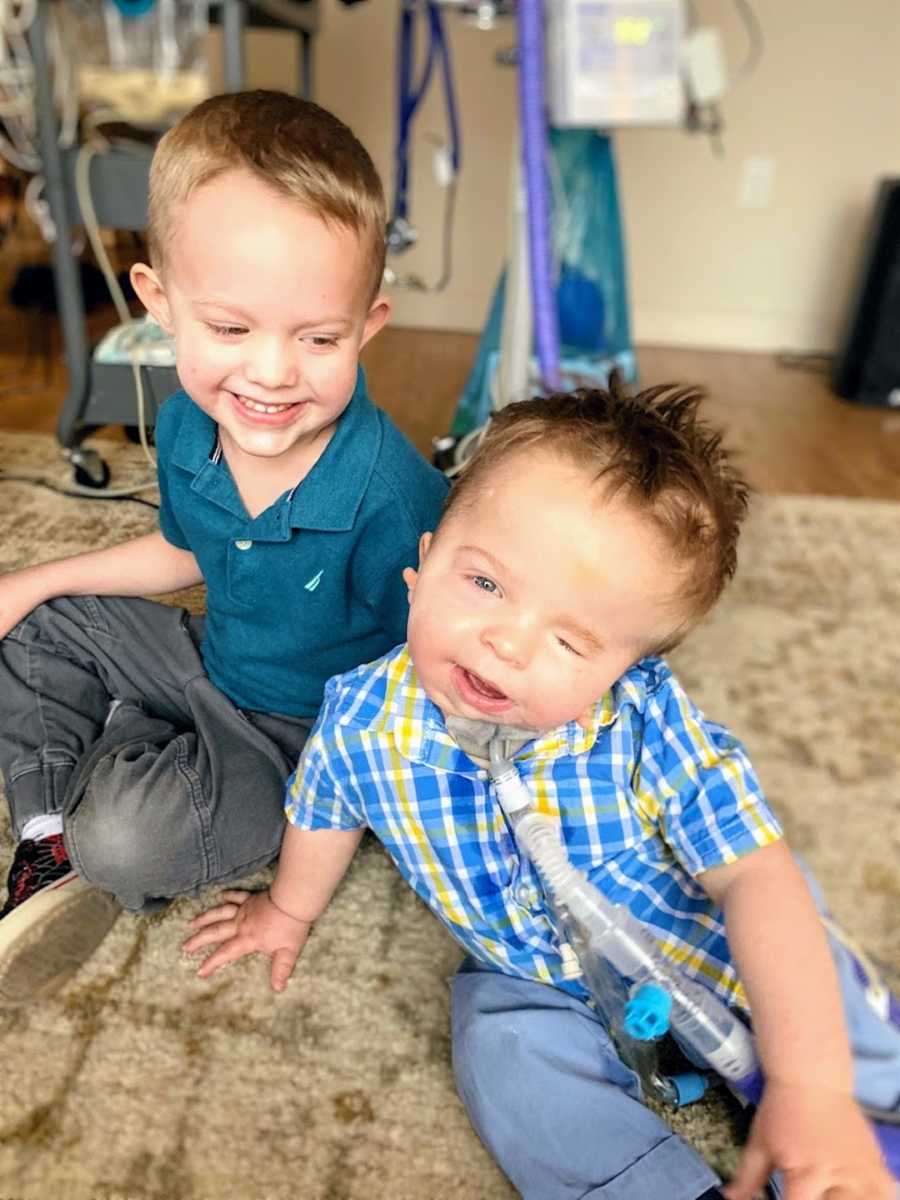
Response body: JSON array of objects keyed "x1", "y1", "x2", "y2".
[{"x1": 153, "y1": 370, "x2": 448, "y2": 717}]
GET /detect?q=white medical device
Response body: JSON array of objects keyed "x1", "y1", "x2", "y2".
[{"x1": 547, "y1": 0, "x2": 687, "y2": 128}]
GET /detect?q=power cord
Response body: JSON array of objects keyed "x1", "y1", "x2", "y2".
[
  {"x1": 0, "y1": 468, "x2": 159, "y2": 508},
  {"x1": 730, "y1": 0, "x2": 764, "y2": 85}
]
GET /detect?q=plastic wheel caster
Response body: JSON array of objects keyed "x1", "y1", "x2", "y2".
[{"x1": 71, "y1": 448, "x2": 111, "y2": 490}]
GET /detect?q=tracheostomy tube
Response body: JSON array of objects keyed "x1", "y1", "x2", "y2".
[{"x1": 488, "y1": 743, "x2": 764, "y2": 1107}]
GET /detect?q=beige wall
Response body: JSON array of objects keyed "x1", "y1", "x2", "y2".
[
  {"x1": 617, "y1": 0, "x2": 900, "y2": 351},
  {"x1": 228, "y1": 0, "x2": 900, "y2": 352},
  {"x1": 314, "y1": 2, "x2": 518, "y2": 336}
]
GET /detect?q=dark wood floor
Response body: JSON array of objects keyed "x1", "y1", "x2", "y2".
[
  {"x1": 1, "y1": 252, "x2": 898, "y2": 500},
  {"x1": 368, "y1": 332, "x2": 900, "y2": 501}
]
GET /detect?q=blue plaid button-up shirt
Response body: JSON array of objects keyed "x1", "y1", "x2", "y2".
[{"x1": 286, "y1": 645, "x2": 782, "y2": 1009}]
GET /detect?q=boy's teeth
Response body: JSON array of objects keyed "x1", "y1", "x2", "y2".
[{"x1": 239, "y1": 396, "x2": 294, "y2": 414}]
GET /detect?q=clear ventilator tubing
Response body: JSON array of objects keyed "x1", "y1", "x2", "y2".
[
  {"x1": 491, "y1": 761, "x2": 764, "y2": 1105},
  {"x1": 492, "y1": 754, "x2": 900, "y2": 1178}
]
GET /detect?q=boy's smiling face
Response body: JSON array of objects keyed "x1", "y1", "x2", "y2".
[
  {"x1": 131, "y1": 168, "x2": 389, "y2": 473},
  {"x1": 403, "y1": 449, "x2": 687, "y2": 732}
]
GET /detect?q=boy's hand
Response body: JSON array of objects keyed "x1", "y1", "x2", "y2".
[
  {"x1": 183, "y1": 889, "x2": 312, "y2": 991},
  {"x1": 0, "y1": 569, "x2": 49, "y2": 639},
  {"x1": 724, "y1": 1082, "x2": 895, "y2": 1200}
]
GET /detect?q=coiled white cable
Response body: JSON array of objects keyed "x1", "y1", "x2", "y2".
[{"x1": 0, "y1": 0, "x2": 37, "y2": 39}]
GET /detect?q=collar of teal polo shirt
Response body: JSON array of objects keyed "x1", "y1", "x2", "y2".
[{"x1": 168, "y1": 366, "x2": 381, "y2": 534}]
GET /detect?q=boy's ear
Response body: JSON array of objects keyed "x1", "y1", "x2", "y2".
[
  {"x1": 401, "y1": 565, "x2": 417, "y2": 603},
  {"x1": 359, "y1": 292, "x2": 391, "y2": 349},
  {"x1": 401, "y1": 533, "x2": 433, "y2": 603},
  {"x1": 130, "y1": 262, "x2": 173, "y2": 332}
]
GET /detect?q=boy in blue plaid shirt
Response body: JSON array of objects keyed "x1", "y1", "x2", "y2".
[{"x1": 186, "y1": 384, "x2": 899, "y2": 1200}]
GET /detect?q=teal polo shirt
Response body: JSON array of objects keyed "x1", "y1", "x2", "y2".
[{"x1": 154, "y1": 369, "x2": 448, "y2": 717}]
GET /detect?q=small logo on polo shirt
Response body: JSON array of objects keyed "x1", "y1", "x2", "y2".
[{"x1": 304, "y1": 569, "x2": 324, "y2": 592}]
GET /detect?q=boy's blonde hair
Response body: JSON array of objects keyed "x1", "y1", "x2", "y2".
[
  {"x1": 444, "y1": 378, "x2": 751, "y2": 651},
  {"x1": 147, "y1": 90, "x2": 386, "y2": 299}
]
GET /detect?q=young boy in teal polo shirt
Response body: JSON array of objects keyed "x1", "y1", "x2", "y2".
[
  {"x1": 0, "y1": 90, "x2": 447, "y2": 1004},
  {"x1": 186, "y1": 385, "x2": 898, "y2": 1199}
]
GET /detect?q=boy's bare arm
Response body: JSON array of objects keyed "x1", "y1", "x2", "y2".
[
  {"x1": 701, "y1": 841, "x2": 893, "y2": 1199},
  {"x1": 268, "y1": 820, "x2": 365, "y2": 924},
  {"x1": 183, "y1": 822, "x2": 365, "y2": 991},
  {"x1": 0, "y1": 531, "x2": 204, "y2": 638},
  {"x1": 704, "y1": 841, "x2": 852, "y2": 1091}
]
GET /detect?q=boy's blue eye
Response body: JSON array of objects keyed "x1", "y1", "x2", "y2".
[
  {"x1": 306, "y1": 336, "x2": 339, "y2": 348},
  {"x1": 209, "y1": 324, "x2": 246, "y2": 337},
  {"x1": 472, "y1": 575, "x2": 497, "y2": 593}
]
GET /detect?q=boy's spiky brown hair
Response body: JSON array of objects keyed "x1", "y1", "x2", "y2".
[{"x1": 444, "y1": 377, "x2": 751, "y2": 650}]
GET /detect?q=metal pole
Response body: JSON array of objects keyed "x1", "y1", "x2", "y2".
[
  {"x1": 222, "y1": 0, "x2": 246, "y2": 92},
  {"x1": 299, "y1": 28, "x2": 313, "y2": 99},
  {"x1": 28, "y1": 0, "x2": 91, "y2": 450}
]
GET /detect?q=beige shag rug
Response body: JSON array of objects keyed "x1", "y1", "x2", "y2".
[{"x1": 0, "y1": 431, "x2": 898, "y2": 1200}]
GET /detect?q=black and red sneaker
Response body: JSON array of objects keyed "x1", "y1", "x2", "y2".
[
  {"x1": 0, "y1": 834, "x2": 72, "y2": 917},
  {"x1": 0, "y1": 834, "x2": 119, "y2": 1006}
]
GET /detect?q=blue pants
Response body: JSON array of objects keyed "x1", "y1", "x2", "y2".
[{"x1": 452, "y1": 903, "x2": 900, "y2": 1199}]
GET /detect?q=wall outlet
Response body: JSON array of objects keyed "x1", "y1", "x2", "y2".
[{"x1": 738, "y1": 156, "x2": 777, "y2": 208}]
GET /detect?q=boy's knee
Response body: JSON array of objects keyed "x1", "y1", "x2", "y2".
[
  {"x1": 65, "y1": 749, "x2": 199, "y2": 907},
  {"x1": 67, "y1": 799, "x2": 146, "y2": 893},
  {"x1": 451, "y1": 971, "x2": 552, "y2": 1103},
  {"x1": 452, "y1": 998, "x2": 514, "y2": 1095},
  {"x1": 452, "y1": 967, "x2": 640, "y2": 1105}
]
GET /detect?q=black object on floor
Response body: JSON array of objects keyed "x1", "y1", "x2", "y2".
[
  {"x1": 8, "y1": 261, "x2": 118, "y2": 315},
  {"x1": 832, "y1": 177, "x2": 900, "y2": 407}
]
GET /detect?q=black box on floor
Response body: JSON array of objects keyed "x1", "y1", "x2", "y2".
[{"x1": 832, "y1": 179, "x2": 900, "y2": 407}]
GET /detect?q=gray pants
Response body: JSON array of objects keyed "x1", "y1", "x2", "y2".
[{"x1": 0, "y1": 596, "x2": 312, "y2": 911}]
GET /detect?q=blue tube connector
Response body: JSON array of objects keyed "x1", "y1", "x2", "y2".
[
  {"x1": 669, "y1": 1072, "x2": 710, "y2": 1107},
  {"x1": 625, "y1": 982, "x2": 672, "y2": 1040}
]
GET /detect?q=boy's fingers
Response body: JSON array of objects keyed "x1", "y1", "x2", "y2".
[
  {"x1": 195, "y1": 954, "x2": 229, "y2": 979},
  {"x1": 183, "y1": 912, "x2": 247, "y2": 950},
  {"x1": 188, "y1": 902, "x2": 241, "y2": 929},
  {"x1": 218, "y1": 889, "x2": 252, "y2": 905},
  {"x1": 269, "y1": 948, "x2": 298, "y2": 992},
  {"x1": 182, "y1": 918, "x2": 240, "y2": 954},
  {"x1": 779, "y1": 1170, "x2": 832, "y2": 1200},
  {"x1": 195, "y1": 938, "x2": 255, "y2": 979},
  {"x1": 724, "y1": 1142, "x2": 771, "y2": 1200}
]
